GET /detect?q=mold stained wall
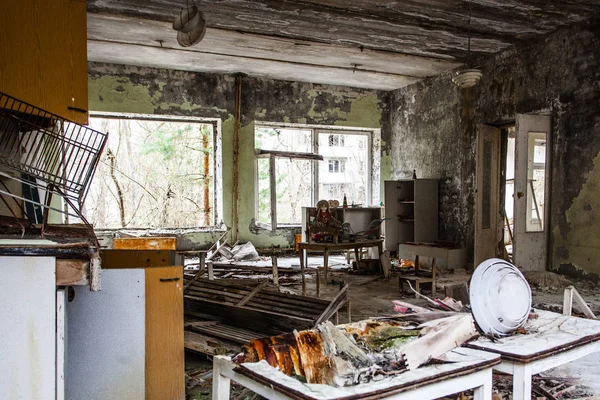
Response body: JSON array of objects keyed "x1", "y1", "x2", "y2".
[
  {"x1": 390, "y1": 18, "x2": 600, "y2": 274},
  {"x1": 87, "y1": 63, "x2": 390, "y2": 250}
]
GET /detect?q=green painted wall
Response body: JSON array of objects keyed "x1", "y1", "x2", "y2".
[
  {"x1": 553, "y1": 149, "x2": 600, "y2": 275},
  {"x1": 88, "y1": 63, "x2": 389, "y2": 249}
]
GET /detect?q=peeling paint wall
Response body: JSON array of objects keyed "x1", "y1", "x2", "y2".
[
  {"x1": 88, "y1": 63, "x2": 389, "y2": 250},
  {"x1": 390, "y1": 18, "x2": 600, "y2": 274}
]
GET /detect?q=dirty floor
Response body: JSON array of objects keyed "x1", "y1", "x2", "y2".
[{"x1": 185, "y1": 254, "x2": 600, "y2": 399}]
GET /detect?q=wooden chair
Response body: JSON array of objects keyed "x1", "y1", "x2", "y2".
[{"x1": 399, "y1": 256, "x2": 437, "y2": 298}]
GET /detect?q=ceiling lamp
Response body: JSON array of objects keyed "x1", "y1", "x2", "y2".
[
  {"x1": 452, "y1": 4, "x2": 482, "y2": 89},
  {"x1": 173, "y1": 0, "x2": 206, "y2": 47},
  {"x1": 452, "y1": 69, "x2": 482, "y2": 89}
]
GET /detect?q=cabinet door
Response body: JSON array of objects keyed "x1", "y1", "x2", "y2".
[
  {"x1": 146, "y1": 266, "x2": 185, "y2": 400},
  {"x1": 0, "y1": 257, "x2": 56, "y2": 399},
  {"x1": 66, "y1": 0, "x2": 89, "y2": 124},
  {"x1": 0, "y1": 0, "x2": 88, "y2": 124}
]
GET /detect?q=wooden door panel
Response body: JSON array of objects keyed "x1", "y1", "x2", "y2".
[
  {"x1": 475, "y1": 125, "x2": 502, "y2": 266},
  {"x1": 146, "y1": 266, "x2": 185, "y2": 400}
]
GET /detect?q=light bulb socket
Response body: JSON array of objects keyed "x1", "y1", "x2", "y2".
[{"x1": 452, "y1": 68, "x2": 482, "y2": 89}]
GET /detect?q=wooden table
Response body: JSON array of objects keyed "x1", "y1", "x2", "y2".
[
  {"x1": 466, "y1": 309, "x2": 600, "y2": 400},
  {"x1": 297, "y1": 239, "x2": 383, "y2": 295},
  {"x1": 213, "y1": 347, "x2": 500, "y2": 400}
]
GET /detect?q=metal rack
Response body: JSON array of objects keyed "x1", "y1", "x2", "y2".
[{"x1": 0, "y1": 92, "x2": 108, "y2": 231}]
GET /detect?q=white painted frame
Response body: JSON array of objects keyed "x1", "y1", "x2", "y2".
[
  {"x1": 254, "y1": 121, "x2": 381, "y2": 229},
  {"x1": 212, "y1": 355, "x2": 495, "y2": 400},
  {"x1": 88, "y1": 112, "x2": 224, "y2": 228},
  {"x1": 513, "y1": 115, "x2": 551, "y2": 271}
]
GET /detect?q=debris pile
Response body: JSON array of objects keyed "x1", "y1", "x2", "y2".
[
  {"x1": 235, "y1": 313, "x2": 478, "y2": 387},
  {"x1": 183, "y1": 278, "x2": 350, "y2": 355}
]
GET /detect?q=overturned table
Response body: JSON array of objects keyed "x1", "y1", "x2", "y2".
[
  {"x1": 466, "y1": 309, "x2": 600, "y2": 400},
  {"x1": 298, "y1": 239, "x2": 383, "y2": 294},
  {"x1": 213, "y1": 347, "x2": 500, "y2": 400}
]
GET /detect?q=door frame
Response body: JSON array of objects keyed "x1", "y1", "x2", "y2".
[{"x1": 474, "y1": 124, "x2": 503, "y2": 266}]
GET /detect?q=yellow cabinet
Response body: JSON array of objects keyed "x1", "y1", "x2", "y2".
[{"x1": 0, "y1": 0, "x2": 88, "y2": 124}]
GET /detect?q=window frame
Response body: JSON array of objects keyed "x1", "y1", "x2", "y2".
[
  {"x1": 254, "y1": 122, "x2": 380, "y2": 229},
  {"x1": 86, "y1": 111, "x2": 224, "y2": 229}
]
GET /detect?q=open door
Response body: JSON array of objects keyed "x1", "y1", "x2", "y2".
[
  {"x1": 513, "y1": 115, "x2": 551, "y2": 271},
  {"x1": 475, "y1": 124, "x2": 502, "y2": 266}
]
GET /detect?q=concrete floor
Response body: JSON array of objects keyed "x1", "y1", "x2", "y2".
[{"x1": 186, "y1": 254, "x2": 600, "y2": 398}]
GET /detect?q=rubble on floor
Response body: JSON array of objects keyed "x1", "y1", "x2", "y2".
[
  {"x1": 183, "y1": 277, "x2": 350, "y2": 356},
  {"x1": 236, "y1": 313, "x2": 478, "y2": 387}
]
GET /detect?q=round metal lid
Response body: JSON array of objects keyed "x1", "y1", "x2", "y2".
[{"x1": 470, "y1": 258, "x2": 531, "y2": 337}]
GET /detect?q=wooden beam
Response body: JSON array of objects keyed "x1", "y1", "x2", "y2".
[
  {"x1": 255, "y1": 149, "x2": 323, "y2": 161},
  {"x1": 56, "y1": 259, "x2": 89, "y2": 286},
  {"x1": 236, "y1": 280, "x2": 269, "y2": 306},
  {"x1": 113, "y1": 237, "x2": 176, "y2": 250}
]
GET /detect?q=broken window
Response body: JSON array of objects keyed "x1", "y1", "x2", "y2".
[
  {"x1": 255, "y1": 125, "x2": 374, "y2": 228},
  {"x1": 77, "y1": 115, "x2": 221, "y2": 229}
]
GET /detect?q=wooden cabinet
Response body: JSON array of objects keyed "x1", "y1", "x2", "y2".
[
  {"x1": 0, "y1": 0, "x2": 88, "y2": 124},
  {"x1": 384, "y1": 179, "x2": 438, "y2": 252},
  {"x1": 145, "y1": 266, "x2": 185, "y2": 400},
  {"x1": 67, "y1": 264, "x2": 185, "y2": 400},
  {"x1": 67, "y1": 241, "x2": 185, "y2": 400}
]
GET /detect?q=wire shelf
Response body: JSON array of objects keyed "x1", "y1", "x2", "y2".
[{"x1": 0, "y1": 92, "x2": 108, "y2": 224}]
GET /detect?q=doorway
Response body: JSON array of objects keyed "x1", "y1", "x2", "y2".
[{"x1": 475, "y1": 115, "x2": 551, "y2": 271}]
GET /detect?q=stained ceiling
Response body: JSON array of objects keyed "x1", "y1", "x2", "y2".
[{"x1": 87, "y1": 0, "x2": 600, "y2": 90}]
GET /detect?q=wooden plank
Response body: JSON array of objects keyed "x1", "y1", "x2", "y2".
[
  {"x1": 184, "y1": 296, "x2": 313, "y2": 335},
  {"x1": 113, "y1": 237, "x2": 176, "y2": 250},
  {"x1": 56, "y1": 258, "x2": 89, "y2": 286},
  {"x1": 189, "y1": 280, "x2": 330, "y2": 309},
  {"x1": 184, "y1": 331, "x2": 239, "y2": 356},
  {"x1": 314, "y1": 285, "x2": 349, "y2": 326},
  {"x1": 146, "y1": 266, "x2": 185, "y2": 400},
  {"x1": 255, "y1": 149, "x2": 323, "y2": 160},
  {"x1": 236, "y1": 280, "x2": 269, "y2": 306},
  {"x1": 187, "y1": 324, "x2": 265, "y2": 344},
  {"x1": 185, "y1": 293, "x2": 321, "y2": 320},
  {"x1": 570, "y1": 286, "x2": 597, "y2": 319}
]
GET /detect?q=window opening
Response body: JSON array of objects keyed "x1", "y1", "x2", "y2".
[
  {"x1": 526, "y1": 131, "x2": 547, "y2": 232},
  {"x1": 255, "y1": 125, "x2": 374, "y2": 228},
  {"x1": 78, "y1": 115, "x2": 220, "y2": 229}
]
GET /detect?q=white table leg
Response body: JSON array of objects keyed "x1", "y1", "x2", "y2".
[
  {"x1": 512, "y1": 364, "x2": 532, "y2": 400},
  {"x1": 212, "y1": 357, "x2": 232, "y2": 400},
  {"x1": 472, "y1": 368, "x2": 493, "y2": 400}
]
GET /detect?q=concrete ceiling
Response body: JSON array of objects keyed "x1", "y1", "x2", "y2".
[{"x1": 87, "y1": 0, "x2": 600, "y2": 90}]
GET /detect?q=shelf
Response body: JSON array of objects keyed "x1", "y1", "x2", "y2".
[
  {"x1": 398, "y1": 218, "x2": 415, "y2": 222},
  {"x1": 398, "y1": 201, "x2": 415, "y2": 204}
]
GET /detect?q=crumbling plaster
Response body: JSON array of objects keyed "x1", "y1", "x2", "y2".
[
  {"x1": 88, "y1": 63, "x2": 390, "y2": 250},
  {"x1": 390, "y1": 18, "x2": 600, "y2": 274}
]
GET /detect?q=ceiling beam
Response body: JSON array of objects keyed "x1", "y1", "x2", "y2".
[{"x1": 88, "y1": 13, "x2": 461, "y2": 90}]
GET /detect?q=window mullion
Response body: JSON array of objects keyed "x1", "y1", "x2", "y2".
[
  {"x1": 269, "y1": 154, "x2": 277, "y2": 231},
  {"x1": 313, "y1": 129, "x2": 319, "y2": 204}
]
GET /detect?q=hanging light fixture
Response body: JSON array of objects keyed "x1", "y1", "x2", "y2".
[
  {"x1": 452, "y1": 3, "x2": 482, "y2": 89},
  {"x1": 173, "y1": 0, "x2": 206, "y2": 47}
]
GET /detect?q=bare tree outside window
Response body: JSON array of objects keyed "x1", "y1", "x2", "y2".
[{"x1": 80, "y1": 117, "x2": 216, "y2": 229}]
